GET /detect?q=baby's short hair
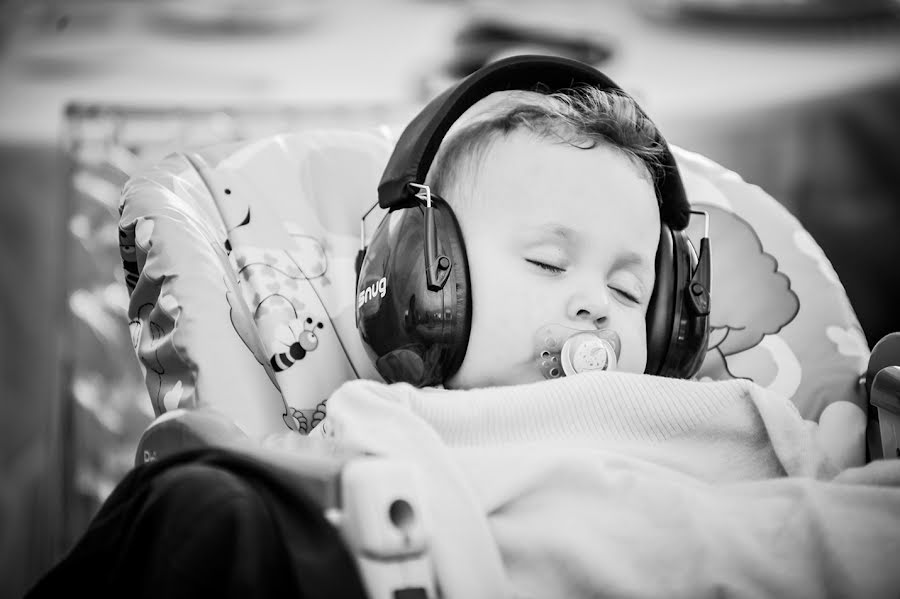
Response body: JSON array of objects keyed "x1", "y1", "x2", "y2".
[{"x1": 426, "y1": 85, "x2": 666, "y2": 208}]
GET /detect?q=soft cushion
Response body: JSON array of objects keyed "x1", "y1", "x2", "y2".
[{"x1": 120, "y1": 130, "x2": 390, "y2": 438}]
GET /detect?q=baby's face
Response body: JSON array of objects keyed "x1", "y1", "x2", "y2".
[{"x1": 445, "y1": 130, "x2": 660, "y2": 389}]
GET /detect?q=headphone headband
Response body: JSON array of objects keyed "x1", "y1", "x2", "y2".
[{"x1": 378, "y1": 54, "x2": 691, "y2": 230}]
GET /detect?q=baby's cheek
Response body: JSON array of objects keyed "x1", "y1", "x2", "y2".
[{"x1": 618, "y1": 320, "x2": 649, "y2": 374}]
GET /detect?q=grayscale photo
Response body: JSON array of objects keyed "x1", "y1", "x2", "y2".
[{"x1": 2, "y1": 0, "x2": 900, "y2": 597}]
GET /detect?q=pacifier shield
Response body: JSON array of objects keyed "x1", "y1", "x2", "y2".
[
  {"x1": 534, "y1": 324, "x2": 621, "y2": 379},
  {"x1": 560, "y1": 332, "x2": 617, "y2": 375}
]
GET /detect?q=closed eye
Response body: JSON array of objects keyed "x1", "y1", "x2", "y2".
[
  {"x1": 525, "y1": 259, "x2": 565, "y2": 274},
  {"x1": 611, "y1": 287, "x2": 640, "y2": 304}
]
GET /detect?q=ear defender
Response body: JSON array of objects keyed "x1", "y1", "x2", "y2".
[
  {"x1": 645, "y1": 220, "x2": 711, "y2": 379},
  {"x1": 356, "y1": 192, "x2": 471, "y2": 386},
  {"x1": 356, "y1": 54, "x2": 710, "y2": 386}
]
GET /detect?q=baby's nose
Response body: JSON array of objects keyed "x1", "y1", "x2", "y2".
[
  {"x1": 575, "y1": 308, "x2": 608, "y2": 326},
  {"x1": 569, "y1": 289, "x2": 610, "y2": 325}
]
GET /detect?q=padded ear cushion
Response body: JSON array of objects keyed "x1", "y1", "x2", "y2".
[
  {"x1": 429, "y1": 198, "x2": 472, "y2": 377},
  {"x1": 645, "y1": 224, "x2": 676, "y2": 375},
  {"x1": 356, "y1": 198, "x2": 471, "y2": 386}
]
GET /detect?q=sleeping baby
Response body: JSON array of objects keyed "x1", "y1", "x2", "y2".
[{"x1": 30, "y1": 55, "x2": 899, "y2": 599}]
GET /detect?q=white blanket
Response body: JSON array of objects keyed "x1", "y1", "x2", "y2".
[{"x1": 304, "y1": 372, "x2": 900, "y2": 599}]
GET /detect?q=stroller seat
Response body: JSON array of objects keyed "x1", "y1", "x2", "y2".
[{"x1": 119, "y1": 128, "x2": 900, "y2": 598}]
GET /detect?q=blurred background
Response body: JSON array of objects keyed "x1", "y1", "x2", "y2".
[{"x1": 1, "y1": 0, "x2": 899, "y2": 595}]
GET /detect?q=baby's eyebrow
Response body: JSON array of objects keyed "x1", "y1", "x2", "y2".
[{"x1": 526, "y1": 223, "x2": 579, "y2": 246}]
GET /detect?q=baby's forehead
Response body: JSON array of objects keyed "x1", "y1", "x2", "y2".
[{"x1": 469, "y1": 135, "x2": 661, "y2": 239}]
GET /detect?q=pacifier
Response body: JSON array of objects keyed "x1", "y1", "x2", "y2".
[{"x1": 534, "y1": 324, "x2": 621, "y2": 379}]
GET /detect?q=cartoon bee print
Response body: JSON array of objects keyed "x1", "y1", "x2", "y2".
[{"x1": 269, "y1": 317, "x2": 325, "y2": 373}]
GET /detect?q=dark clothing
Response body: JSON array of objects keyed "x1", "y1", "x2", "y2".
[{"x1": 26, "y1": 448, "x2": 367, "y2": 599}]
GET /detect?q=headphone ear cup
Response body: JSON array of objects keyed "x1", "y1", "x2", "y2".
[
  {"x1": 665, "y1": 231, "x2": 710, "y2": 378},
  {"x1": 645, "y1": 225, "x2": 675, "y2": 376},
  {"x1": 646, "y1": 226, "x2": 709, "y2": 379},
  {"x1": 356, "y1": 198, "x2": 471, "y2": 386}
]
